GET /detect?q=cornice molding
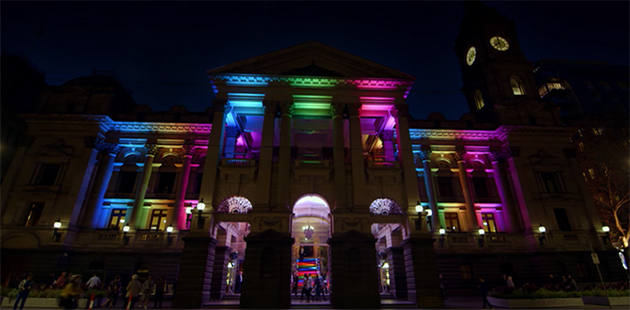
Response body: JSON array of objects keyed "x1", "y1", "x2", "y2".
[
  {"x1": 209, "y1": 74, "x2": 414, "y2": 88},
  {"x1": 409, "y1": 125, "x2": 570, "y2": 141},
  {"x1": 112, "y1": 123, "x2": 212, "y2": 134}
]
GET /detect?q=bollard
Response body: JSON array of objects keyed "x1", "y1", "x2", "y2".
[
  {"x1": 87, "y1": 293, "x2": 95, "y2": 310},
  {"x1": 125, "y1": 294, "x2": 133, "y2": 310}
]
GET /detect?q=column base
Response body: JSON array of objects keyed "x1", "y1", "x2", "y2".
[{"x1": 172, "y1": 235, "x2": 217, "y2": 309}]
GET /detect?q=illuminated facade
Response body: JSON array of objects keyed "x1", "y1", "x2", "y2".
[{"x1": 1, "y1": 2, "x2": 625, "y2": 309}]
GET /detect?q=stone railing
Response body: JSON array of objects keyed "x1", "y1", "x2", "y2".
[{"x1": 221, "y1": 158, "x2": 256, "y2": 166}]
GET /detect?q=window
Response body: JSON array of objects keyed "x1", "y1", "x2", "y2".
[
  {"x1": 510, "y1": 78, "x2": 526, "y2": 95},
  {"x1": 149, "y1": 209, "x2": 168, "y2": 230},
  {"x1": 445, "y1": 212, "x2": 461, "y2": 232},
  {"x1": 472, "y1": 177, "x2": 489, "y2": 198},
  {"x1": 538, "y1": 82, "x2": 564, "y2": 98},
  {"x1": 576, "y1": 262, "x2": 589, "y2": 278},
  {"x1": 459, "y1": 264, "x2": 472, "y2": 280},
  {"x1": 554, "y1": 208, "x2": 572, "y2": 231},
  {"x1": 118, "y1": 171, "x2": 138, "y2": 193},
  {"x1": 157, "y1": 172, "x2": 176, "y2": 193},
  {"x1": 24, "y1": 202, "x2": 44, "y2": 227},
  {"x1": 474, "y1": 90, "x2": 485, "y2": 109},
  {"x1": 437, "y1": 177, "x2": 454, "y2": 198},
  {"x1": 34, "y1": 163, "x2": 61, "y2": 186},
  {"x1": 539, "y1": 172, "x2": 565, "y2": 193},
  {"x1": 481, "y1": 213, "x2": 498, "y2": 232},
  {"x1": 108, "y1": 209, "x2": 127, "y2": 229}
]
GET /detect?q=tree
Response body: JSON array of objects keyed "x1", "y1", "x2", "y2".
[{"x1": 573, "y1": 115, "x2": 629, "y2": 250}]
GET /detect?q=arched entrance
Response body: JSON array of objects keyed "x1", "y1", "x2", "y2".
[{"x1": 291, "y1": 194, "x2": 331, "y2": 305}]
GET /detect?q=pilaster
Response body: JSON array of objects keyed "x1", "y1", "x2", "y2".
[
  {"x1": 84, "y1": 139, "x2": 121, "y2": 228},
  {"x1": 419, "y1": 151, "x2": 443, "y2": 230},
  {"x1": 199, "y1": 99, "x2": 230, "y2": 210},
  {"x1": 347, "y1": 103, "x2": 368, "y2": 209},
  {"x1": 393, "y1": 106, "x2": 421, "y2": 217},
  {"x1": 276, "y1": 101, "x2": 294, "y2": 210},
  {"x1": 455, "y1": 151, "x2": 480, "y2": 232},
  {"x1": 330, "y1": 103, "x2": 347, "y2": 210},
  {"x1": 173, "y1": 145, "x2": 195, "y2": 230},
  {"x1": 255, "y1": 101, "x2": 277, "y2": 210},
  {"x1": 130, "y1": 144, "x2": 159, "y2": 228},
  {"x1": 490, "y1": 149, "x2": 520, "y2": 233}
]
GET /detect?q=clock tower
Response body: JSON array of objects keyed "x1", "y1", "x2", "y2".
[{"x1": 454, "y1": 1, "x2": 561, "y2": 126}]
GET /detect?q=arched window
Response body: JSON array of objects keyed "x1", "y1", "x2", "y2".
[
  {"x1": 474, "y1": 90, "x2": 485, "y2": 110},
  {"x1": 369, "y1": 198, "x2": 403, "y2": 215},
  {"x1": 510, "y1": 77, "x2": 526, "y2": 96},
  {"x1": 217, "y1": 196, "x2": 253, "y2": 214}
]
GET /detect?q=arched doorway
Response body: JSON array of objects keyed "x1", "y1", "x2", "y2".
[{"x1": 291, "y1": 194, "x2": 331, "y2": 305}]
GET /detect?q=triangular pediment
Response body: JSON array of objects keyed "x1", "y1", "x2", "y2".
[{"x1": 208, "y1": 41, "x2": 414, "y2": 80}]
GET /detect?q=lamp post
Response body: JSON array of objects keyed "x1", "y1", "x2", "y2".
[
  {"x1": 414, "y1": 201, "x2": 424, "y2": 231},
  {"x1": 602, "y1": 225, "x2": 610, "y2": 244},
  {"x1": 53, "y1": 219, "x2": 62, "y2": 242},
  {"x1": 123, "y1": 225, "x2": 131, "y2": 245},
  {"x1": 438, "y1": 226, "x2": 446, "y2": 247},
  {"x1": 185, "y1": 206, "x2": 193, "y2": 229},
  {"x1": 478, "y1": 227, "x2": 486, "y2": 247},
  {"x1": 426, "y1": 208, "x2": 433, "y2": 231},
  {"x1": 197, "y1": 199, "x2": 206, "y2": 229},
  {"x1": 538, "y1": 223, "x2": 547, "y2": 245},
  {"x1": 166, "y1": 223, "x2": 174, "y2": 245}
]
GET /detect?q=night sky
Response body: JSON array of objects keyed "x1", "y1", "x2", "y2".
[{"x1": 2, "y1": 1, "x2": 628, "y2": 120}]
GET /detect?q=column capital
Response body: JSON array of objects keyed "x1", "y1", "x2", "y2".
[
  {"x1": 489, "y1": 148, "x2": 511, "y2": 163},
  {"x1": 391, "y1": 105, "x2": 409, "y2": 118},
  {"x1": 453, "y1": 150, "x2": 466, "y2": 162},
  {"x1": 417, "y1": 150, "x2": 432, "y2": 161},
  {"x1": 91, "y1": 137, "x2": 121, "y2": 155},
  {"x1": 225, "y1": 126, "x2": 240, "y2": 138},
  {"x1": 347, "y1": 103, "x2": 362, "y2": 116},
  {"x1": 145, "y1": 144, "x2": 160, "y2": 156},
  {"x1": 279, "y1": 101, "x2": 294, "y2": 116},
  {"x1": 329, "y1": 103, "x2": 345, "y2": 118},
  {"x1": 262, "y1": 100, "x2": 278, "y2": 115},
  {"x1": 213, "y1": 99, "x2": 231, "y2": 113},
  {"x1": 182, "y1": 145, "x2": 196, "y2": 157}
]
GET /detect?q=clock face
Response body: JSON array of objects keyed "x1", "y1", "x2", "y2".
[
  {"x1": 466, "y1": 46, "x2": 476, "y2": 66},
  {"x1": 490, "y1": 36, "x2": 509, "y2": 51}
]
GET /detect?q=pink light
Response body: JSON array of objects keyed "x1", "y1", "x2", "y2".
[
  {"x1": 361, "y1": 104, "x2": 395, "y2": 111},
  {"x1": 359, "y1": 97, "x2": 396, "y2": 101},
  {"x1": 236, "y1": 135, "x2": 246, "y2": 146}
]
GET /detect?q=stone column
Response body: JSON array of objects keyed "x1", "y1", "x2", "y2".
[
  {"x1": 239, "y1": 229, "x2": 293, "y2": 309},
  {"x1": 382, "y1": 130, "x2": 395, "y2": 161},
  {"x1": 403, "y1": 237, "x2": 444, "y2": 308},
  {"x1": 255, "y1": 101, "x2": 277, "y2": 210},
  {"x1": 84, "y1": 140, "x2": 121, "y2": 228},
  {"x1": 330, "y1": 103, "x2": 347, "y2": 210},
  {"x1": 172, "y1": 233, "x2": 218, "y2": 309},
  {"x1": 199, "y1": 99, "x2": 230, "y2": 207},
  {"x1": 455, "y1": 151, "x2": 480, "y2": 232},
  {"x1": 224, "y1": 127, "x2": 240, "y2": 158},
  {"x1": 385, "y1": 246, "x2": 407, "y2": 299},
  {"x1": 348, "y1": 103, "x2": 368, "y2": 208},
  {"x1": 490, "y1": 150, "x2": 520, "y2": 233},
  {"x1": 393, "y1": 106, "x2": 422, "y2": 222},
  {"x1": 329, "y1": 230, "x2": 381, "y2": 309},
  {"x1": 419, "y1": 150, "x2": 443, "y2": 230},
  {"x1": 130, "y1": 144, "x2": 159, "y2": 228},
  {"x1": 173, "y1": 145, "x2": 195, "y2": 230},
  {"x1": 276, "y1": 102, "x2": 293, "y2": 210},
  {"x1": 210, "y1": 246, "x2": 231, "y2": 301}
]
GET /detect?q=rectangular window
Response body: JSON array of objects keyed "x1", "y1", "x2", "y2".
[
  {"x1": 554, "y1": 208, "x2": 572, "y2": 231},
  {"x1": 472, "y1": 177, "x2": 489, "y2": 198},
  {"x1": 539, "y1": 172, "x2": 565, "y2": 193},
  {"x1": 459, "y1": 264, "x2": 472, "y2": 280},
  {"x1": 437, "y1": 177, "x2": 454, "y2": 198},
  {"x1": 34, "y1": 163, "x2": 61, "y2": 186},
  {"x1": 149, "y1": 209, "x2": 168, "y2": 231},
  {"x1": 157, "y1": 172, "x2": 177, "y2": 194},
  {"x1": 118, "y1": 171, "x2": 138, "y2": 193},
  {"x1": 444, "y1": 212, "x2": 461, "y2": 232},
  {"x1": 108, "y1": 209, "x2": 127, "y2": 229},
  {"x1": 24, "y1": 202, "x2": 44, "y2": 227},
  {"x1": 481, "y1": 213, "x2": 498, "y2": 233}
]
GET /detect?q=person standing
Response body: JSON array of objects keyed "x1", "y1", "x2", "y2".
[
  {"x1": 291, "y1": 272, "x2": 299, "y2": 297},
  {"x1": 124, "y1": 275, "x2": 142, "y2": 309},
  {"x1": 60, "y1": 275, "x2": 83, "y2": 309},
  {"x1": 13, "y1": 274, "x2": 33, "y2": 310},
  {"x1": 152, "y1": 276, "x2": 166, "y2": 309},
  {"x1": 506, "y1": 276, "x2": 515, "y2": 289},
  {"x1": 86, "y1": 273, "x2": 101, "y2": 289},
  {"x1": 301, "y1": 274, "x2": 312, "y2": 303},
  {"x1": 478, "y1": 277, "x2": 493, "y2": 310},
  {"x1": 57, "y1": 272, "x2": 68, "y2": 289},
  {"x1": 139, "y1": 275, "x2": 154, "y2": 309},
  {"x1": 102, "y1": 275, "x2": 122, "y2": 308},
  {"x1": 235, "y1": 271, "x2": 243, "y2": 294}
]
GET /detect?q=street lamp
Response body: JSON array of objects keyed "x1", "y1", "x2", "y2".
[
  {"x1": 478, "y1": 227, "x2": 486, "y2": 247},
  {"x1": 197, "y1": 199, "x2": 206, "y2": 229},
  {"x1": 415, "y1": 201, "x2": 423, "y2": 213},
  {"x1": 538, "y1": 223, "x2": 547, "y2": 245},
  {"x1": 438, "y1": 226, "x2": 446, "y2": 247},
  {"x1": 123, "y1": 225, "x2": 131, "y2": 245},
  {"x1": 602, "y1": 225, "x2": 610, "y2": 244},
  {"x1": 426, "y1": 208, "x2": 433, "y2": 231},
  {"x1": 414, "y1": 201, "x2": 423, "y2": 230},
  {"x1": 185, "y1": 206, "x2": 193, "y2": 229},
  {"x1": 53, "y1": 219, "x2": 62, "y2": 242},
  {"x1": 166, "y1": 223, "x2": 174, "y2": 245}
]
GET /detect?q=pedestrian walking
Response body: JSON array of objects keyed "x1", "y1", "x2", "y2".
[
  {"x1": 124, "y1": 275, "x2": 142, "y2": 309},
  {"x1": 478, "y1": 278, "x2": 493, "y2": 310},
  {"x1": 139, "y1": 275, "x2": 154, "y2": 309},
  {"x1": 291, "y1": 272, "x2": 299, "y2": 297},
  {"x1": 86, "y1": 273, "x2": 102, "y2": 289},
  {"x1": 152, "y1": 276, "x2": 166, "y2": 309},
  {"x1": 301, "y1": 274, "x2": 312, "y2": 303},
  {"x1": 235, "y1": 271, "x2": 243, "y2": 294},
  {"x1": 57, "y1": 272, "x2": 68, "y2": 289},
  {"x1": 506, "y1": 276, "x2": 515, "y2": 289},
  {"x1": 60, "y1": 275, "x2": 83, "y2": 309},
  {"x1": 102, "y1": 275, "x2": 122, "y2": 308},
  {"x1": 13, "y1": 273, "x2": 33, "y2": 310}
]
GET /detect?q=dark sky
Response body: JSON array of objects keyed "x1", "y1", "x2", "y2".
[{"x1": 2, "y1": 1, "x2": 628, "y2": 120}]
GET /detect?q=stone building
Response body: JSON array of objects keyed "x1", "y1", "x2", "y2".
[{"x1": 1, "y1": 2, "x2": 624, "y2": 309}]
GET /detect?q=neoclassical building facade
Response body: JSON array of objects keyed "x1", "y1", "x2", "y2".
[{"x1": 1, "y1": 3, "x2": 624, "y2": 309}]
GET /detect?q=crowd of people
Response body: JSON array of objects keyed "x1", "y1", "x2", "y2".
[
  {"x1": 9, "y1": 272, "x2": 171, "y2": 310},
  {"x1": 291, "y1": 271, "x2": 328, "y2": 303}
]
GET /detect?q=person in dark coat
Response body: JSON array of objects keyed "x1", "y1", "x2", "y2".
[
  {"x1": 153, "y1": 276, "x2": 166, "y2": 309},
  {"x1": 235, "y1": 271, "x2": 243, "y2": 294},
  {"x1": 478, "y1": 277, "x2": 493, "y2": 309},
  {"x1": 14, "y1": 274, "x2": 33, "y2": 310}
]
